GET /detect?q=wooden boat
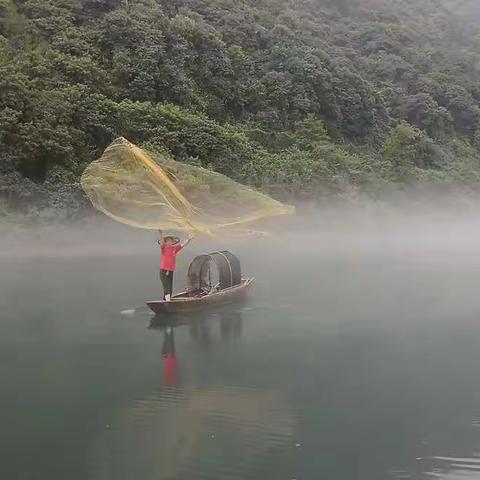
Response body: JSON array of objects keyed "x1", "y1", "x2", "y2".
[
  {"x1": 147, "y1": 278, "x2": 254, "y2": 314},
  {"x1": 146, "y1": 251, "x2": 254, "y2": 315}
]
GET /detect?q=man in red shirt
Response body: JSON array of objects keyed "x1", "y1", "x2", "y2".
[{"x1": 158, "y1": 230, "x2": 193, "y2": 301}]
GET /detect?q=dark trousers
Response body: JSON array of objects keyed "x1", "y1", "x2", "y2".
[{"x1": 160, "y1": 269, "x2": 174, "y2": 298}]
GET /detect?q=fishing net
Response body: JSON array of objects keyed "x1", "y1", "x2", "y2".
[{"x1": 81, "y1": 137, "x2": 294, "y2": 237}]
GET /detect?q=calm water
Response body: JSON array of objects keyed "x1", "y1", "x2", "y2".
[{"x1": 3, "y1": 226, "x2": 480, "y2": 480}]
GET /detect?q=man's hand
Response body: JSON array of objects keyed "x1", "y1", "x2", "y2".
[{"x1": 183, "y1": 233, "x2": 195, "y2": 248}]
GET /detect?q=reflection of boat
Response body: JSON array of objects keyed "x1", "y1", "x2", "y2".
[
  {"x1": 150, "y1": 307, "x2": 243, "y2": 349},
  {"x1": 147, "y1": 251, "x2": 254, "y2": 314},
  {"x1": 151, "y1": 307, "x2": 243, "y2": 380},
  {"x1": 188, "y1": 310, "x2": 243, "y2": 351}
]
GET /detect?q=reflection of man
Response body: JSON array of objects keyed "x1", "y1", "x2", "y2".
[{"x1": 162, "y1": 326, "x2": 177, "y2": 386}]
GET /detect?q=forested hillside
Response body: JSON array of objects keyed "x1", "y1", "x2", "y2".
[{"x1": 1, "y1": 0, "x2": 480, "y2": 216}]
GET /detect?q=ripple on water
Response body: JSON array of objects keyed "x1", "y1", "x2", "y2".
[
  {"x1": 425, "y1": 455, "x2": 480, "y2": 479},
  {"x1": 88, "y1": 385, "x2": 298, "y2": 480}
]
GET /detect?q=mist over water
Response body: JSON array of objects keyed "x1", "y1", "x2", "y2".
[{"x1": 3, "y1": 199, "x2": 480, "y2": 480}]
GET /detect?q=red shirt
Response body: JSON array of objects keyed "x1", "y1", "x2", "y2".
[{"x1": 160, "y1": 244, "x2": 183, "y2": 271}]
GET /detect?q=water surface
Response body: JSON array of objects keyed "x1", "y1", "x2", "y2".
[{"x1": 3, "y1": 223, "x2": 480, "y2": 480}]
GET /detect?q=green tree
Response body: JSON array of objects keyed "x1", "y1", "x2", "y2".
[{"x1": 382, "y1": 122, "x2": 440, "y2": 182}]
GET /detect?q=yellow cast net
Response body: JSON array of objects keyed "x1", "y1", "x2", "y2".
[{"x1": 81, "y1": 137, "x2": 294, "y2": 237}]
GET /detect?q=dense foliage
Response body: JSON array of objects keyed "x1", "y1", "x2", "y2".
[{"x1": 1, "y1": 0, "x2": 480, "y2": 215}]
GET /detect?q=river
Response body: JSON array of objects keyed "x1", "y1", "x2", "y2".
[{"x1": 2, "y1": 213, "x2": 480, "y2": 480}]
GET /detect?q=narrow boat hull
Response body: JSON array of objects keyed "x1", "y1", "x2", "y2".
[{"x1": 146, "y1": 278, "x2": 254, "y2": 314}]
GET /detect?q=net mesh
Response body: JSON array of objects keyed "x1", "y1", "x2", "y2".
[{"x1": 81, "y1": 137, "x2": 294, "y2": 237}]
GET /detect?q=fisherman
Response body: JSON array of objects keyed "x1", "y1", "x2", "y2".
[{"x1": 158, "y1": 230, "x2": 194, "y2": 301}]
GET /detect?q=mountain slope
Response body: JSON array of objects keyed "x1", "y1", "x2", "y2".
[{"x1": 1, "y1": 0, "x2": 480, "y2": 215}]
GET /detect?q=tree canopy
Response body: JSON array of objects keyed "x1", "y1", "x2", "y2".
[{"x1": 2, "y1": 0, "x2": 480, "y2": 215}]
